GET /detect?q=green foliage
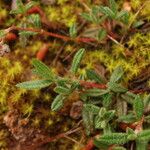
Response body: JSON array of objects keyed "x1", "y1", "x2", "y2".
[
  {"x1": 69, "y1": 23, "x2": 77, "y2": 38},
  {"x1": 133, "y1": 95, "x2": 144, "y2": 119},
  {"x1": 110, "y1": 66, "x2": 124, "y2": 83},
  {"x1": 86, "y1": 69, "x2": 104, "y2": 83},
  {"x1": 32, "y1": 59, "x2": 55, "y2": 79},
  {"x1": 108, "y1": 82, "x2": 127, "y2": 93},
  {"x1": 16, "y1": 80, "x2": 52, "y2": 89},
  {"x1": 70, "y1": 48, "x2": 85, "y2": 74},
  {"x1": 94, "y1": 133, "x2": 129, "y2": 146},
  {"x1": 51, "y1": 95, "x2": 65, "y2": 111},
  {"x1": 10, "y1": 0, "x2": 37, "y2": 15}
]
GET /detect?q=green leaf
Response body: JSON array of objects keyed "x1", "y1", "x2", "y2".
[
  {"x1": 84, "y1": 88, "x2": 108, "y2": 97},
  {"x1": 112, "y1": 146, "x2": 126, "y2": 150},
  {"x1": 10, "y1": 0, "x2": 25, "y2": 14},
  {"x1": 28, "y1": 14, "x2": 41, "y2": 28},
  {"x1": 133, "y1": 20, "x2": 144, "y2": 28},
  {"x1": 109, "y1": 0, "x2": 117, "y2": 14},
  {"x1": 99, "y1": 6, "x2": 115, "y2": 19},
  {"x1": 80, "y1": 13, "x2": 93, "y2": 22},
  {"x1": 32, "y1": 59, "x2": 54, "y2": 79},
  {"x1": 69, "y1": 23, "x2": 77, "y2": 38},
  {"x1": 51, "y1": 95, "x2": 65, "y2": 111},
  {"x1": 95, "y1": 117, "x2": 106, "y2": 129},
  {"x1": 138, "y1": 130, "x2": 150, "y2": 141},
  {"x1": 110, "y1": 66, "x2": 124, "y2": 83},
  {"x1": 19, "y1": 31, "x2": 37, "y2": 36},
  {"x1": 97, "y1": 28, "x2": 107, "y2": 41},
  {"x1": 54, "y1": 86, "x2": 70, "y2": 95},
  {"x1": 104, "y1": 110, "x2": 115, "y2": 120},
  {"x1": 86, "y1": 69, "x2": 104, "y2": 83},
  {"x1": 82, "y1": 105, "x2": 94, "y2": 135},
  {"x1": 70, "y1": 48, "x2": 85, "y2": 74},
  {"x1": 94, "y1": 133, "x2": 128, "y2": 146},
  {"x1": 117, "y1": 113, "x2": 136, "y2": 123},
  {"x1": 116, "y1": 10, "x2": 128, "y2": 20},
  {"x1": 16, "y1": 80, "x2": 52, "y2": 89},
  {"x1": 102, "y1": 93, "x2": 112, "y2": 108},
  {"x1": 25, "y1": 1, "x2": 37, "y2": 11},
  {"x1": 84, "y1": 104, "x2": 100, "y2": 114},
  {"x1": 0, "y1": 30, "x2": 6, "y2": 38},
  {"x1": 108, "y1": 82, "x2": 127, "y2": 93},
  {"x1": 133, "y1": 95, "x2": 144, "y2": 119}
]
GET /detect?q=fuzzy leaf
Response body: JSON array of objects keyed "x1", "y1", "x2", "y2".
[
  {"x1": 84, "y1": 88, "x2": 108, "y2": 97},
  {"x1": 117, "y1": 113, "x2": 136, "y2": 123},
  {"x1": 110, "y1": 66, "x2": 124, "y2": 83},
  {"x1": 28, "y1": 14, "x2": 41, "y2": 28},
  {"x1": 70, "y1": 48, "x2": 85, "y2": 74},
  {"x1": 82, "y1": 105, "x2": 94, "y2": 135},
  {"x1": 84, "y1": 104, "x2": 100, "y2": 114},
  {"x1": 138, "y1": 130, "x2": 150, "y2": 141},
  {"x1": 80, "y1": 13, "x2": 93, "y2": 22},
  {"x1": 94, "y1": 133, "x2": 128, "y2": 146},
  {"x1": 99, "y1": 6, "x2": 115, "y2": 19},
  {"x1": 32, "y1": 59, "x2": 54, "y2": 79},
  {"x1": 10, "y1": 0, "x2": 25, "y2": 14},
  {"x1": 98, "y1": 28, "x2": 107, "y2": 41},
  {"x1": 51, "y1": 95, "x2": 65, "y2": 111},
  {"x1": 109, "y1": 0, "x2": 117, "y2": 13},
  {"x1": 102, "y1": 93, "x2": 112, "y2": 108},
  {"x1": 133, "y1": 95, "x2": 144, "y2": 119},
  {"x1": 54, "y1": 86, "x2": 70, "y2": 95},
  {"x1": 86, "y1": 69, "x2": 104, "y2": 83},
  {"x1": 113, "y1": 146, "x2": 126, "y2": 150},
  {"x1": 108, "y1": 82, "x2": 127, "y2": 93},
  {"x1": 69, "y1": 23, "x2": 77, "y2": 38},
  {"x1": 16, "y1": 80, "x2": 52, "y2": 89},
  {"x1": 116, "y1": 10, "x2": 128, "y2": 20}
]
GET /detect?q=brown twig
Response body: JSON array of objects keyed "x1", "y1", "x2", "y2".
[
  {"x1": 5, "y1": 26, "x2": 96, "y2": 44},
  {"x1": 79, "y1": 80, "x2": 150, "y2": 94},
  {"x1": 30, "y1": 127, "x2": 81, "y2": 149}
]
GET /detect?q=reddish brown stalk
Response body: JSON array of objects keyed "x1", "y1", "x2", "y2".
[
  {"x1": 6, "y1": 26, "x2": 96, "y2": 44},
  {"x1": 30, "y1": 127, "x2": 81, "y2": 149},
  {"x1": 80, "y1": 81, "x2": 107, "y2": 89},
  {"x1": 80, "y1": 81, "x2": 150, "y2": 94}
]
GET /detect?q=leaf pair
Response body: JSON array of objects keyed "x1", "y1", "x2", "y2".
[{"x1": 16, "y1": 59, "x2": 54, "y2": 89}]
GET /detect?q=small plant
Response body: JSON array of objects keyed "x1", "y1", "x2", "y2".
[{"x1": 16, "y1": 49, "x2": 150, "y2": 149}]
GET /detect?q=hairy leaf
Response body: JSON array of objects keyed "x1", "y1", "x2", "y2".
[
  {"x1": 84, "y1": 104, "x2": 100, "y2": 114},
  {"x1": 108, "y1": 82, "x2": 127, "y2": 93},
  {"x1": 133, "y1": 95, "x2": 144, "y2": 119},
  {"x1": 54, "y1": 86, "x2": 70, "y2": 95},
  {"x1": 110, "y1": 66, "x2": 124, "y2": 83},
  {"x1": 84, "y1": 88, "x2": 108, "y2": 97},
  {"x1": 138, "y1": 130, "x2": 150, "y2": 141},
  {"x1": 94, "y1": 133, "x2": 128, "y2": 146},
  {"x1": 32, "y1": 59, "x2": 54, "y2": 79},
  {"x1": 69, "y1": 23, "x2": 77, "y2": 38},
  {"x1": 109, "y1": 0, "x2": 117, "y2": 13},
  {"x1": 70, "y1": 48, "x2": 85, "y2": 74},
  {"x1": 86, "y1": 69, "x2": 104, "y2": 83},
  {"x1": 98, "y1": 28, "x2": 107, "y2": 41},
  {"x1": 99, "y1": 6, "x2": 115, "y2": 19},
  {"x1": 51, "y1": 95, "x2": 65, "y2": 111},
  {"x1": 16, "y1": 80, "x2": 52, "y2": 89}
]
